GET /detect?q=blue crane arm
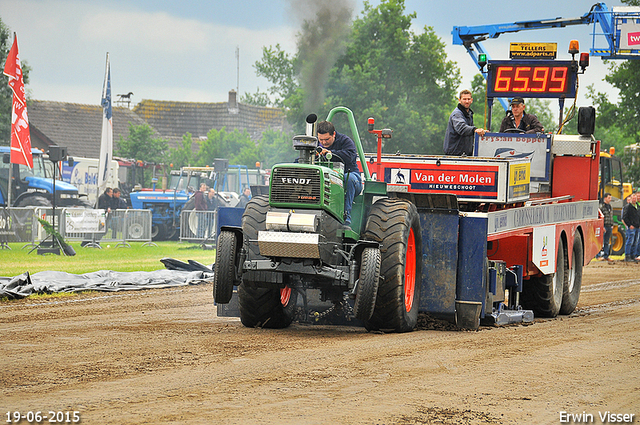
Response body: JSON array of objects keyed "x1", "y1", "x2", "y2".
[
  {"x1": 452, "y1": 4, "x2": 604, "y2": 46},
  {"x1": 451, "y1": 3, "x2": 640, "y2": 112}
]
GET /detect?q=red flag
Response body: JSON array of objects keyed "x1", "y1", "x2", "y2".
[{"x1": 3, "y1": 33, "x2": 33, "y2": 169}]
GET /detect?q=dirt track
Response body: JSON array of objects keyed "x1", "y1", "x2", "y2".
[{"x1": 1, "y1": 260, "x2": 639, "y2": 425}]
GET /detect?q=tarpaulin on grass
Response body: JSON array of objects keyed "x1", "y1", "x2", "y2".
[{"x1": 0, "y1": 258, "x2": 214, "y2": 300}]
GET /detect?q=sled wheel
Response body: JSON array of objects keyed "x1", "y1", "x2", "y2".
[
  {"x1": 363, "y1": 198, "x2": 421, "y2": 332},
  {"x1": 560, "y1": 232, "x2": 583, "y2": 315},
  {"x1": 522, "y1": 238, "x2": 564, "y2": 318},
  {"x1": 353, "y1": 247, "x2": 381, "y2": 322},
  {"x1": 213, "y1": 230, "x2": 238, "y2": 304}
]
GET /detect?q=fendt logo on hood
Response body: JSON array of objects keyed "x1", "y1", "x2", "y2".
[{"x1": 281, "y1": 177, "x2": 311, "y2": 185}]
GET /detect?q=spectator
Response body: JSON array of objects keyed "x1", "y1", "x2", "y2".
[
  {"x1": 600, "y1": 192, "x2": 614, "y2": 263},
  {"x1": 97, "y1": 187, "x2": 112, "y2": 212},
  {"x1": 205, "y1": 188, "x2": 222, "y2": 239},
  {"x1": 109, "y1": 188, "x2": 128, "y2": 238},
  {"x1": 97, "y1": 187, "x2": 113, "y2": 241},
  {"x1": 112, "y1": 188, "x2": 128, "y2": 210},
  {"x1": 237, "y1": 187, "x2": 252, "y2": 209},
  {"x1": 635, "y1": 192, "x2": 640, "y2": 261},
  {"x1": 194, "y1": 183, "x2": 208, "y2": 238},
  {"x1": 622, "y1": 193, "x2": 639, "y2": 262}
]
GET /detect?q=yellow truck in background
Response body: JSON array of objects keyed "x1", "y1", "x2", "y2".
[{"x1": 600, "y1": 148, "x2": 633, "y2": 256}]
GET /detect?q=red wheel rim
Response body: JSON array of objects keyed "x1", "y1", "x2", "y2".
[
  {"x1": 404, "y1": 228, "x2": 416, "y2": 312},
  {"x1": 280, "y1": 286, "x2": 292, "y2": 306}
]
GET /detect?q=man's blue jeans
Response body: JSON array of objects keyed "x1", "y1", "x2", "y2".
[
  {"x1": 625, "y1": 227, "x2": 638, "y2": 258},
  {"x1": 344, "y1": 172, "x2": 362, "y2": 224},
  {"x1": 602, "y1": 225, "x2": 612, "y2": 259}
]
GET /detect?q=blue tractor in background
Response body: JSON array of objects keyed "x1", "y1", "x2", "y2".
[
  {"x1": 0, "y1": 147, "x2": 88, "y2": 208},
  {"x1": 128, "y1": 159, "x2": 265, "y2": 240}
]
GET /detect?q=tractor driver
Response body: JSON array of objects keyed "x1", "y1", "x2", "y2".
[{"x1": 316, "y1": 120, "x2": 362, "y2": 228}]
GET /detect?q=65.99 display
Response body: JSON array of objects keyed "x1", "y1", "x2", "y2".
[{"x1": 486, "y1": 60, "x2": 578, "y2": 99}]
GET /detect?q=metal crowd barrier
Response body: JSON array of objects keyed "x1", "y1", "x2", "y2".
[
  {"x1": 0, "y1": 207, "x2": 37, "y2": 249},
  {"x1": 0, "y1": 207, "x2": 154, "y2": 249},
  {"x1": 179, "y1": 207, "x2": 245, "y2": 246},
  {"x1": 63, "y1": 208, "x2": 155, "y2": 248},
  {"x1": 179, "y1": 210, "x2": 217, "y2": 245}
]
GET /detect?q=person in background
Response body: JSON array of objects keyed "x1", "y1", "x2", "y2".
[
  {"x1": 600, "y1": 192, "x2": 614, "y2": 263},
  {"x1": 443, "y1": 89, "x2": 487, "y2": 156},
  {"x1": 110, "y1": 188, "x2": 128, "y2": 238},
  {"x1": 98, "y1": 187, "x2": 113, "y2": 241},
  {"x1": 205, "y1": 187, "x2": 222, "y2": 239},
  {"x1": 622, "y1": 193, "x2": 639, "y2": 262},
  {"x1": 97, "y1": 187, "x2": 112, "y2": 212},
  {"x1": 194, "y1": 183, "x2": 208, "y2": 238},
  {"x1": 237, "y1": 187, "x2": 252, "y2": 209},
  {"x1": 635, "y1": 192, "x2": 640, "y2": 261},
  {"x1": 316, "y1": 120, "x2": 362, "y2": 228},
  {"x1": 207, "y1": 187, "x2": 221, "y2": 211},
  {"x1": 499, "y1": 97, "x2": 545, "y2": 134},
  {"x1": 112, "y1": 188, "x2": 128, "y2": 209}
]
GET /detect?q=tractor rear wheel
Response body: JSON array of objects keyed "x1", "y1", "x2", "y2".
[
  {"x1": 151, "y1": 223, "x2": 167, "y2": 241},
  {"x1": 213, "y1": 230, "x2": 238, "y2": 304},
  {"x1": 362, "y1": 198, "x2": 421, "y2": 332},
  {"x1": 522, "y1": 238, "x2": 564, "y2": 317},
  {"x1": 560, "y1": 232, "x2": 583, "y2": 315},
  {"x1": 238, "y1": 285, "x2": 297, "y2": 328},
  {"x1": 353, "y1": 247, "x2": 381, "y2": 322},
  {"x1": 15, "y1": 195, "x2": 51, "y2": 207}
]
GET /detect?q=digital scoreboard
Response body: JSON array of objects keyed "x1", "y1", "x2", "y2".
[{"x1": 486, "y1": 60, "x2": 578, "y2": 99}]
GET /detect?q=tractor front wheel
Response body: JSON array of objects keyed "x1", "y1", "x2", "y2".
[
  {"x1": 353, "y1": 247, "x2": 381, "y2": 322},
  {"x1": 213, "y1": 230, "x2": 238, "y2": 304}
]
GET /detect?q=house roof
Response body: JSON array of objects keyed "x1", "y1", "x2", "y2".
[
  {"x1": 28, "y1": 100, "x2": 151, "y2": 158},
  {"x1": 26, "y1": 93, "x2": 290, "y2": 160},
  {"x1": 133, "y1": 93, "x2": 289, "y2": 144}
]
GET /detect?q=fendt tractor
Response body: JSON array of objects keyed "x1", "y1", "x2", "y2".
[{"x1": 213, "y1": 49, "x2": 603, "y2": 333}]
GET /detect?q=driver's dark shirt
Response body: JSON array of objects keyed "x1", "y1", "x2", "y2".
[
  {"x1": 499, "y1": 112, "x2": 544, "y2": 133},
  {"x1": 321, "y1": 131, "x2": 359, "y2": 174}
]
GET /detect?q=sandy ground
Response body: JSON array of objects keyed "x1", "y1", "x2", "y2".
[{"x1": 1, "y1": 260, "x2": 639, "y2": 425}]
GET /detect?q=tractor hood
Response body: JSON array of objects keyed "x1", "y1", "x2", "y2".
[{"x1": 25, "y1": 176, "x2": 79, "y2": 193}]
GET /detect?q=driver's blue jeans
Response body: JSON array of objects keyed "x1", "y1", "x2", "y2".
[{"x1": 344, "y1": 172, "x2": 362, "y2": 225}]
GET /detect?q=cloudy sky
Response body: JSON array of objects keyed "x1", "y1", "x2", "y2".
[{"x1": 0, "y1": 0, "x2": 625, "y2": 108}]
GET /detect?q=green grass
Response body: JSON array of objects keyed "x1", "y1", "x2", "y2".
[{"x1": 0, "y1": 241, "x2": 217, "y2": 277}]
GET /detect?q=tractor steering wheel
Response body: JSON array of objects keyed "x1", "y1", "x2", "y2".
[{"x1": 315, "y1": 147, "x2": 344, "y2": 163}]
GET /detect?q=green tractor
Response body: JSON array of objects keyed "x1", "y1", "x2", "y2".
[{"x1": 213, "y1": 107, "x2": 421, "y2": 332}]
